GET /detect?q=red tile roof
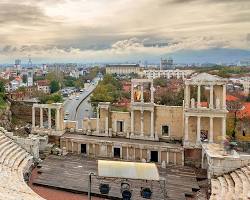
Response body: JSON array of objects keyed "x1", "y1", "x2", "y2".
[{"x1": 226, "y1": 95, "x2": 239, "y2": 101}]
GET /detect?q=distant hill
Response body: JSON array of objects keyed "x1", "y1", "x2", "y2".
[{"x1": 165, "y1": 48, "x2": 250, "y2": 64}]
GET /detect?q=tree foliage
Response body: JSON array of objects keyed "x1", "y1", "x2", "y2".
[
  {"x1": 0, "y1": 81, "x2": 5, "y2": 93},
  {"x1": 155, "y1": 88, "x2": 184, "y2": 106},
  {"x1": 0, "y1": 80, "x2": 6, "y2": 109},
  {"x1": 90, "y1": 74, "x2": 122, "y2": 108},
  {"x1": 22, "y1": 74, "x2": 27, "y2": 83},
  {"x1": 39, "y1": 93, "x2": 63, "y2": 104},
  {"x1": 50, "y1": 80, "x2": 60, "y2": 93}
]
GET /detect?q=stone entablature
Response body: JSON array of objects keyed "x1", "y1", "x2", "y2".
[
  {"x1": 32, "y1": 103, "x2": 65, "y2": 136},
  {"x1": 61, "y1": 133, "x2": 184, "y2": 166}
]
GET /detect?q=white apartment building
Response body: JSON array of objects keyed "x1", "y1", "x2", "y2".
[{"x1": 143, "y1": 69, "x2": 194, "y2": 80}]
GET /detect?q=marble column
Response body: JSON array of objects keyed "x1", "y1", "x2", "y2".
[
  {"x1": 166, "y1": 151, "x2": 169, "y2": 164},
  {"x1": 222, "y1": 117, "x2": 226, "y2": 139},
  {"x1": 48, "y1": 108, "x2": 51, "y2": 129},
  {"x1": 209, "y1": 85, "x2": 214, "y2": 109},
  {"x1": 222, "y1": 85, "x2": 226, "y2": 109},
  {"x1": 185, "y1": 85, "x2": 190, "y2": 108},
  {"x1": 40, "y1": 107, "x2": 43, "y2": 128},
  {"x1": 56, "y1": 108, "x2": 60, "y2": 131},
  {"x1": 96, "y1": 107, "x2": 99, "y2": 134},
  {"x1": 131, "y1": 110, "x2": 134, "y2": 136},
  {"x1": 120, "y1": 146, "x2": 122, "y2": 159},
  {"x1": 105, "y1": 117, "x2": 108, "y2": 135},
  {"x1": 184, "y1": 116, "x2": 189, "y2": 143},
  {"x1": 147, "y1": 150, "x2": 150, "y2": 162},
  {"x1": 150, "y1": 111, "x2": 154, "y2": 138},
  {"x1": 174, "y1": 152, "x2": 177, "y2": 165},
  {"x1": 131, "y1": 83, "x2": 134, "y2": 103},
  {"x1": 140, "y1": 110, "x2": 144, "y2": 136},
  {"x1": 87, "y1": 144, "x2": 89, "y2": 155},
  {"x1": 158, "y1": 151, "x2": 161, "y2": 163},
  {"x1": 209, "y1": 117, "x2": 214, "y2": 143},
  {"x1": 93, "y1": 144, "x2": 96, "y2": 156},
  {"x1": 197, "y1": 85, "x2": 201, "y2": 108},
  {"x1": 32, "y1": 107, "x2": 35, "y2": 128},
  {"x1": 196, "y1": 116, "x2": 201, "y2": 144},
  {"x1": 140, "y1": 84, "x2": 144, "y2": 102},
  {"x1": 127, "y1": 147, "x2": 129, "y2": 160},
  {"x1": 150, "y1": 84, "x2": 154, "y2": 103},
  {"x1": 140, "y1": 148, "x2": 143, "y2": 160}
]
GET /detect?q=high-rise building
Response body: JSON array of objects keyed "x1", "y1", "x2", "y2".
[
  {"x1": 27, "y1": 69, "x2": 33, "y2": 87},
  {"x1": 15, "y1": 59, "x2": 21, "y2": 66},
  {"x1": 160, "y1": 57, "x2": 174, "y2": 70}
]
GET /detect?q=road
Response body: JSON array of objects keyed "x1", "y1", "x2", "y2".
[{"x1": 64, "y1": 77, "x2": 100, "y2": 129}]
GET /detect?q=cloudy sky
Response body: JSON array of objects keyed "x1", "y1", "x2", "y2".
[{"x1": 0, "y1": 0, "x2": 250, "y2": 63}]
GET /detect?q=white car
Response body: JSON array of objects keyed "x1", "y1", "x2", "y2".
[
  {"x1": 65, "y1": 111, "x2": 69, "y2": 115},
  {"x1": 76, "y1": 96, "x2": 79, "y2": 100}
]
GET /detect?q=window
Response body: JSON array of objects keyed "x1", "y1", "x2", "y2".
[
  {"x1": 162, "y1": 125, "x2": 169, "y2": 136},
  {"x1": 117, "y1": 121, "x2": 124, "y2": 132}
]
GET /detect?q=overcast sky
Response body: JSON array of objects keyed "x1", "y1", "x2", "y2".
[{"x1": 0, "y1": 0, "x2": 250, "y2": 63}]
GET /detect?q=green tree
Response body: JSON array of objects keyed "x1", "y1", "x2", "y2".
[
  {"x1": 22, "y1": 74, "x2": 28, "y2": 83},
  {"x1": 39, "y1": 93, "x2": 63, "y2": 104},
  {"x1": 0, "y1": 80, "x2": 6, "y2": 109},
  {"x1": 0, "y1": 81, "x2": 5, "y2": 93},
  {"x1": 90, "y1": 74, "x2": 122, "y2": 109},
  {"x1": 50, "y1": 80, "x2": 60, "y2": 93}
]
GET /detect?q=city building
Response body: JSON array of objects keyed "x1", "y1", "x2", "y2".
[
  {"x1": 106, "y1": 64, "x2": 142, "y2": 75},
  {"x1": 36, "y1": 80, "x2": 50, "y2": 94},
  {"x1": 27, "y1": 68, "x2": 34, "y2": 87},
  {"x1": 143, "y1": 69, "x2": 194, "y2": 79},
  {"x1": 160, "y1": 58, "x2": 174, "y2": 70}
]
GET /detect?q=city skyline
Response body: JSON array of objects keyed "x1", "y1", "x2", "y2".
[{"x1": 0, "y1": 0, "x2": 250, "y2": 63}]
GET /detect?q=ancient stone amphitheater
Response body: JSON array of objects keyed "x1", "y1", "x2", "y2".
[
  {"x1": 0, "y1": 128, "x2": 44, "y2": 200},
  {"x1": 210, "y1": 165, "x2": 250, "y2": 200}
]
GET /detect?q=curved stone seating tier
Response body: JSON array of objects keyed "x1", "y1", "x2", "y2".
[
  {"x1": 0, "y1": 128, "x2": 45, "y2": 200},
  {"x1": 210, "y1": 165, "x2": 250, "y2": 200}
]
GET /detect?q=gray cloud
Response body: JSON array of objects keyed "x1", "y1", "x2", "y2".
[
  {"x1": 0, "y1": 3, "x2": 53, "y2": 25},
  {"x1": 169, "y1": 0, "x2": 248, "y2": 4},
  {"x1": 247, "y1": 34, "x2": 250, "y2": 41}
]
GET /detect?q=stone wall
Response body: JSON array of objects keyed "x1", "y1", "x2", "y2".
[{"x1": 0, "y1": 103, "x2": 12, "y2": 130}]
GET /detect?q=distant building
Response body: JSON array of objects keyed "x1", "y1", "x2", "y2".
[
  {"x1": 15, "y1": 59, "x2": 21, "y2": 66},
  {"x1": 160, "y1": 58, "x2": 173, "y2": 70},
  {"x1": 106, "y1": 64, "x2": 142, "y2": 75},
  {"x1": 27, "y1": 69, "x2": 33, "y2": 87},
  {"x1": 36, "y1": 80, "x2": 50, "y2": 94},
  {"x1": 143, "y1": 69, "x2": 194, "y2": 80}
]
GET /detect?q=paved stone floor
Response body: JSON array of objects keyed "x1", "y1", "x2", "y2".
[
  {"x1": 29, "y1": 167, "x2": 102, "y2": 200},
  {"x1": 31, "y1": 154, "x2": 200, "y2": 200}
]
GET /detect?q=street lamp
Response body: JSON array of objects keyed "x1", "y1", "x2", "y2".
[{"x1": 88, "y1": 172, "x2": 95, "y2": 200}]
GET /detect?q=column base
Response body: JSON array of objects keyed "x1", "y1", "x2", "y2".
[{"x1": 183, "y1": 140, "x2": 189, "y2": 146}]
